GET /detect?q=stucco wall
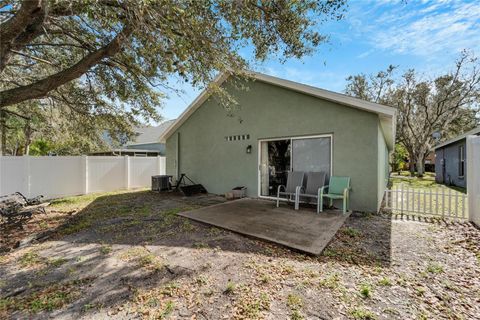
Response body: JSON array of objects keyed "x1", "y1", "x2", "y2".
[
  {"x1": 377, "y1": 123, "x2": 389, "y2": 211},
  {"x1": 166, "y1": 80, "x2": 383, "y2": 212},
  {"x1": 435, "y1": 139, "x2": 466, "y2": 188}
]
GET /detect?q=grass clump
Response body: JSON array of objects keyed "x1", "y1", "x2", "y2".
[
  {"x1": 291, "y1": 310, "x2": 304, "y2": 320},
  {"x1": 48, "y1": 258, "x2": 67, "y2": 268},
  {"x1": 60, "y1": 220, "x2": 93, "y2": 235},
  {"x1": 160, "y1": 300, "x2": 174, "y2": 318},
  {"x1": 286, "y1": 293, "x2": 303, "y2": 310},
  {"x1": 119, "y1": 247, "x2": 163, "y2": 271},
  {"x1": 426, "y1": 263, "x2": 444, "y2": 274},
  {"x1": 378, "y1": 277, "x2": 392, "y2": 286},
  {"x1": 318, "y1": 273, "x2": 340, "y2": 289},
  {"x1": 350, "y1": 308, "x2": 377, "y2": 320},
  {"x1": 1, "y1": 278, "x2": 94, "y2": 314},
  {"x1": 193, "y1": 242, "x2": 210, "y2": 249},
  {"x1": 119, "y1": 247, "x2": 165, "y2": 271},
  {"x1": 19, "y1": 251, "x2": 43, "y2": 268},
  {"x1": 99, "y1": 245, "x2": 113, "y2": 255},
  {"x1": 224, "y1": 281, "x2": 236, "y2": 295},
  {"x1": 0, "y1": 255, "x2": 9, "y2": 265},
  {"x1": 359, "y1": 283, "x2": 372, "y2": 298},
  {"x1": 287, "y1": 293, "x2": 303, "y2": 320},
  {"x1": 236, "y1": 292, "x2": 270, "y2": 319},
  {"x1": 342, "y1": 227, "x2": 361, "y2": 238}
]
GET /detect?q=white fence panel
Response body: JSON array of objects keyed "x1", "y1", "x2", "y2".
[
  {"x1": 467, "y1": 136, "x2": 480, "y2": 226},
  {"x1": 130, "y1": 157, "x2": 159, "y2": 188},
  {"x1": 87, "y1": 157, "x2": 126, "y2": 193},
  {"x1": 29, "y1": 156, "x2": 84, "y2": 199},
  {"x1": 0, "y1": 157, "x2": 27, "y2": 196},
  {"x1": 0, "y1": 156, "x2": 165, "y2": 199}
]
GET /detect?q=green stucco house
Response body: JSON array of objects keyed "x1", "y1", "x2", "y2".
[{"x1": 160, "y1": 72, "x2": 396, "y2": 212}]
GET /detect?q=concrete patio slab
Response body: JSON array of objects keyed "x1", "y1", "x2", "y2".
[{"x1": 177, "y1": 198, "x2": 351, "y2": 255}]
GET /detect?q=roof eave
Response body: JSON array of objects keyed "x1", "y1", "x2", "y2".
[{"x1": 159, "y1": 71, "x2": 397, "y2": 145}]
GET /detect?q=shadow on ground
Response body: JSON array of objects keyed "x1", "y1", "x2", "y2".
[{"x1": 0, "y1": 190, "x2": 393, "y2": 319}]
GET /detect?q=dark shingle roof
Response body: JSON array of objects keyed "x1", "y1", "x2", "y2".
[
  {"x1": 434, "y1": 126, "x2": 480, "y2": 149},
  {"x1": 126, "y1": 119, "x2": 175, "y2": 146}
]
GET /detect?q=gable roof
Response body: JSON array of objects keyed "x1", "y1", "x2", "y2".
[
  {"x1": 127, "y1": 119, "x2": 176, "y2": 146},
  {"x1": 434, "y1": 126, "x2": 480, "y2": 149},
  {"x1": 159, "y1": 71, "x2": 396, "y2": 148}
]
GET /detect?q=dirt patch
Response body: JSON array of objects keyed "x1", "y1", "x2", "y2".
[{"x1": 1, "y1": 191, "x2": 479, "y2": 319}]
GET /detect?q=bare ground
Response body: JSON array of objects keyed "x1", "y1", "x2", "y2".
[{"x1": 1, "y1": 190, "x2": 479, "y2": 320}]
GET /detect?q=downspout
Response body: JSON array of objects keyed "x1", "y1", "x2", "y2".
[{"x1": 176, "y1": 132, "x2": 180, "y2": 180}]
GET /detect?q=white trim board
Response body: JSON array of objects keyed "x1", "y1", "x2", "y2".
[{"x1": 159, "y1": 71, "x2": 396, "y2": 149}]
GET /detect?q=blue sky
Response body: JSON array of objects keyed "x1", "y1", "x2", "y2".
[{"x1": 159, "y1": 0, "x2": 480, "y2": 122}]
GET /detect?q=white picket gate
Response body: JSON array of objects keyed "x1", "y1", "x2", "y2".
[{"x1": 384, "y1": 183, "x2": 468, "y2": 220}]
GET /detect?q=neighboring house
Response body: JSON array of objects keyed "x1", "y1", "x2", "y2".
[
  {"x1": 90, "y1": 120, "x2": 175, "y2": 157},
  {"x1": 125, "y1": 120, "x2": 176, "y2": 154},
  {"x1": 404, "y1": 151, "x2": 435, "y2": 172},
  {"x1": 160, "y1": 72, "x2": 396, "y2": 212},
  {"x1": 89, "y1": 148, "x2": 161, "y2": 157},
  {"x1": 435, "y1": 126, "x2": 480, "y2": 188}
]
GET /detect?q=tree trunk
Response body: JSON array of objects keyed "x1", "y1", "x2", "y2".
[
  {"x1": 408, "y1": 151, "x2": 415, "y2": 176},
  {"x1": 416, "y1": 154, "x2": 425, "y2": 177},
  {"x1": 23, "y1": 121, "x2": 32, "y2": 156},
  {"x1": 0, "y1": 110, "x2": 6, "y2": 156}
]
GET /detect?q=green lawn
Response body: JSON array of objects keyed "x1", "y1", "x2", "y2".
[
  {"x1": 388, "y1": 172, "x2": 468, "y2": 219},
  {"x1": 390, "y1": 172, "x2": 466, "y2": 193}
]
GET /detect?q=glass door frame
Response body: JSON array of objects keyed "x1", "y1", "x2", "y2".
[{"x1": 257, "y1": 133, "x2": 333, "y2": 200}]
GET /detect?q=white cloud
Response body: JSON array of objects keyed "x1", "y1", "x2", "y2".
[{"x1": 349, "y1": 1, "x2": 480, "y2": 59}]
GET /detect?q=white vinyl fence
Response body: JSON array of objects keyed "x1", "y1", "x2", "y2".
[
  {"x1": 384, "y1": 183, "x2": 468, "y2": 221},
  {"x1": 0, "y1": 156, "x2": 166, "y2": 199},
  {"x1": 467, "y1": 135, "x2": 480, "y2": 226}
]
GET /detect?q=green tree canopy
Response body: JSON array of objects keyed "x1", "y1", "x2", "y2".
[
  {"x1": 345, "y1": 51, "x2": 480, "y2": 176},
  {"x1": 0, "y1": 0, "x2": 346, "y2": 154},
  {"x1": 0, "y1": 0, "x2": 346, "y2": 111}
]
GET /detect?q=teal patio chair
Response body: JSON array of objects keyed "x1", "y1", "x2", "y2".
[{"x1": 319, "y1": 176, "x2": 351, "y2": 214}]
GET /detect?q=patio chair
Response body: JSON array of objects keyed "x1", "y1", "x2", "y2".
[
  {"x1": 295, "y1": 171, "x2": 326, "y2": 213},
  {"x1": 320, "y1": 176, "x2": 351, "y2": 214},
  {"x1": 276, "y1": 171, "x2": 305, "y2": 208}
]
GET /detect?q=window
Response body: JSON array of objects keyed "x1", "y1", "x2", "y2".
[{"x1": 459, "y1": 145, "x2": 465, "y2": 177}]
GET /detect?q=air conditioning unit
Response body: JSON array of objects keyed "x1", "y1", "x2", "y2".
[{"x1": 152, "y1": 175, "x2": 171, "y2": 191}]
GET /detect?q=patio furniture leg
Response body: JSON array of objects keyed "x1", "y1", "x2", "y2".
[
  {"x1": 276, "y1": 185, "x2": 282, "y2": 208},
  {"x1": 318, "y1": 187, "x2": 324, "y2": 213},
  {"x1": 294, "y1": 187, "x2": 298, "y2": 210}
]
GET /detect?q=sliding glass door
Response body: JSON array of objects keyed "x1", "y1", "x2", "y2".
[
  {"x1": 260, "y1": 139, "x2": 291, "y2": 197},
  {"x1": 259, "y1": 135, "x2": 332, "y2": 198},
  {"x1": 292, "y1": 137, "x2": 331, "y2": 173}
]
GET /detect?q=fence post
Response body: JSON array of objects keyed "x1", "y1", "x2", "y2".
[
  {"x1": 467, "y1": 135, "x2": 480, "y2": 226},
  {"x1": 442, "y1": 188, "x2": 445, "y2": 219},
  {"x1": 448, "y1": 188, "x2": 452, "y2": 218},
  {"x1": 385, "y1": 188, "x2": 389, "y2": 209},
  {"x1": 157, "y1": 156, "x2": 163, "y2": 174},
  {"x1": 0, "y1": 156, "x2": 2, "y2": 196},
  {"x1": 400, "y1": 183, "x2": 404, "y2": 216},
  {"x1": 82, "y1": 155, "x2": 88, "y2": 195},
  {"x1": 125, "y1": 155, "x2": 130, "y2": 190},
  {"x1": 24, "y1": 156, "x2": 31, "y2": 198}
]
